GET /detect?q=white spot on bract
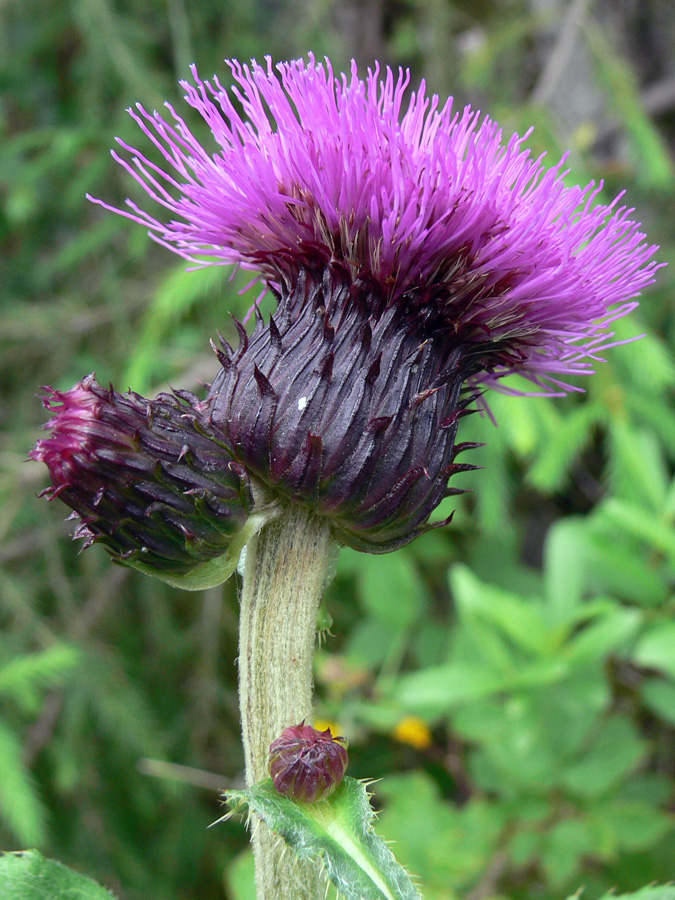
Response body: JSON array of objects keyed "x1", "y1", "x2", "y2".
[
  {"x1": 298, "y1": 396, "x2": 308, "y2": 411},
  {"x1": 237, "y1": 545, "x2": 247, "y2": 576}
]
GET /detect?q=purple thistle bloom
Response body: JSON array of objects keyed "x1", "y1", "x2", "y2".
[
  {"x1": 91, "y1": 54, "x2": 659, "y2": 393},
  {"x1": 35, "y1": 55, "x2": 659, "y2": 557},
  {"x1": 30, "y1": 376, "x2": 255, "y2": 576},
  {"x1": 269, "y1": 722, "x2": 349, "y2": 803}
]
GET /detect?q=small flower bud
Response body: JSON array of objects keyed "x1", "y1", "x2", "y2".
[
  {"x1": 30, "y1": 374, "x2": 254, "y2": 577},
  {"x1": 269, "y1": 722, "x2": 348, "y2": 803}
]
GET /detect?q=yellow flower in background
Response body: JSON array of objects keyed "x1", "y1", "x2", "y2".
[
  {"x1": 313, "y1": 719, "x2": 344, "y2": 740},
  {"x1": 392, "y1": 716, "x2": 433, "y2": 750}
]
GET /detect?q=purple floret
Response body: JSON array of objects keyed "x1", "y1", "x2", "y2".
[{"x1": 91, "y1": 54, "x2": 660, "y2": 393}]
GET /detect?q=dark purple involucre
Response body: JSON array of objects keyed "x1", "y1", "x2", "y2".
[
  {"x1": 269, "y1": 722, "x2": 349, "y2": 803},
  {"x1": 205, "y1": 257, "x2": 481, "y2": 550}
]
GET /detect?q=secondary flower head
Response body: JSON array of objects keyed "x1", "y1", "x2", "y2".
[
  {"x1": 48, "y1": 55, "x2": 658, "y2": 555},
  {"x1": 31, "y1": 375, "x2": 255, "y2": 579},
  {"x1": 269, "y1": 722, "x2": 349, "y2": 802}
]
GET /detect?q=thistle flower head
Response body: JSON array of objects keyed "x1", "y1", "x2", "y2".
[
  {"x1": 58, "y1": 56, "x2": 661, "y2": 555},
  {"x1": 269, "y1": 722, "x2": 349, "y2": 802},
  {"x1": 94, "y1": 54, "x2": 659, "y2": 393},
  {"x1": 30, "y1": 375, "x2": 254, "y2": 577}
]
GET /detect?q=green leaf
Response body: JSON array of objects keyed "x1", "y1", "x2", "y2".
[
  {"x1": 0, "y1": 850, "x2": 117, "y2": 900},
  {"x1": 665, "y1": 475, "x2": 675, "y2": 521},
  {"x1": 543, "y1": 519, "x2": 587, "y2": 615},
  {"x1": 356, "y1": 553, "x2": 424, "y2": 631},
  {"x1": 562, "y1": 607, "x2": 641, "y2": 666},
  {"x1": 457, "y1": 412, "x2": 511, "y2": 535},
  {"x1": 0, "y1": 644, "x2": 80, "y2": 709},
  {"x1": 583, "y1": 531, "x2": 667, "y2": 607},
  {"x1": 124, "y1": 264, "x2": 235, "y2": 391},
  {"x1": 597, "y1": 499, "x2": 675, "y2": 561},
  {"x1": 394, "y1": 655, "x2": 569, "y2": 716},
  {"x1": 528, "y1": 403, "x2": 599, "y2": 493},
  {"x1": 614, "y1": 319, "x2": 675, "y2": 394},
  {"x1": 451, "y1": 565, "x2": 550, "y2": 655},
  {"x1": 346, "y1": 620, "x2": 399, "y2": 669},
  {"x1": 225, "y1": 778, "x2": 422, "y2": 900},
  {"x1": 394, "y1": 663, "x2": 509, "y2": 714},
  {"x1": 467, "y1": 530, "x2": 543, "y2": 598},
  {"x1": 374, "y1": 773, "x2": 502, "y2": 890},
  {"x1": 633, "y1": 623, "x2": 675, "y2": 679},
  {"x1": 607, "y1": 422, "x2": 669, "y2": 513},
  {"x1": 642, "y1": 677, "x2": 675, "y2": 725},
  {"x1": 225, "y1": 850, "x2": 256, "y2": 900},
  {"x1": 597, "y1": 887, "x2": 675, "y2": 900},
  {"x1": 0, "y1": 722, "x2": 46, "y2": 847},
  {"x1": 561, "y1": 716, "x2": 646, "y2": 797},
  {"x1": 488, "y1": 385, "x2": 547, "y2": 457},
  {"x1": 607, "y1": 799, "x2": 673, "y2": 850},
  {"x1": 625, "y1": 391, "x2": 675, "y2": 457},
  {"x1": 455, "y1": 672, "x2": 608, "y2": 794},
  {"x1": 542, "y1": 817, "x2": 591, "y2": 886},
  {"x1": 508, "y1": 828, "x2": 542, "y2": 867}
]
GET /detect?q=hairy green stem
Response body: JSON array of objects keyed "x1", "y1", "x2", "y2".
[{"x1": 239, "y1": 504, "x2": 333, "y2": 900}]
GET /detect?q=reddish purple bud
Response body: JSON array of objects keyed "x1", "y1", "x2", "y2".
[
  {"x1": 269, "y1": 722, "x2": 348, "y2": 803},
  {"x1": 30, "y1": 374, "x2": 253, "y2": 576}
]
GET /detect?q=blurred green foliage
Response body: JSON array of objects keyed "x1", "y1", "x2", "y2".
[{"x1": 1, "y1": 1, "x2": 674, "y2": 899}]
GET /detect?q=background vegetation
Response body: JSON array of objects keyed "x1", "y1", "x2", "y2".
[{"x1": 1, "y1": 1, "x2": 674, "y2": 898}]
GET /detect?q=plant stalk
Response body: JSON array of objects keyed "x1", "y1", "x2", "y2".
[{"x1": 239, "y1": 503, "x2": 333, "y2": 900}]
